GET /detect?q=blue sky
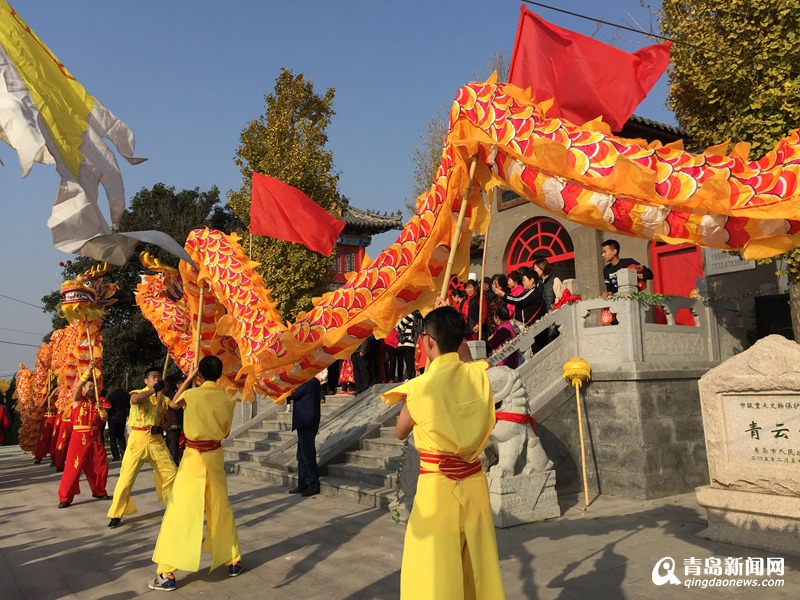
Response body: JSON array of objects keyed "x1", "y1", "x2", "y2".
[{"x1": 0, "y1": 0, "x2": 672, "y2": 378}]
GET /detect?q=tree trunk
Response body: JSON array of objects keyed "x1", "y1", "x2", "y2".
[{"x1": 788, "y1": 278, "x2": 800, "y2": 342}]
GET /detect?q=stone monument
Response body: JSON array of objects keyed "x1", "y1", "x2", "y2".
[{"x1": 695, "y1": 335, "x2": 800, "y2": 556}]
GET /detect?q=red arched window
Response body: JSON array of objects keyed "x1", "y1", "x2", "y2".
[{"x1": 505, "y1": 217, "x2": 576, "y2": 280}]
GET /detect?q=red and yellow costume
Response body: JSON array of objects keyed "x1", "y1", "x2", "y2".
[
  {"x1": 52, "y1": 404, "x2": 73, "y2": 472},
  {"x1": 33, "y1": 403, "x2": 58, "y2": 463},
  {"x1": 57, "y1": 391, "x2": 108, "y2": 503}
]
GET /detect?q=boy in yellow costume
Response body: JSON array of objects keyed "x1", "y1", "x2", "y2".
[
  {"x1": 382, "y1": 306, "x2": 505, "y2": 600},
  {"x1": 107, "y1": 366, "x2": 177, "y2": 528},
  {"x1": 149, "y1": 355, "x2": 242, "y2": 591}
]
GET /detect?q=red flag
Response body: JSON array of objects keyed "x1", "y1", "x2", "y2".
[
  {"x1": 250, "y1": 172, "x2": 346, "y2": 257},
  {"x1": 508, "y1": 7, "x2": 671, "y2": 131}
]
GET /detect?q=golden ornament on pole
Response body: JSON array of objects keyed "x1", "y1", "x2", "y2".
[{"x1": 563, "y1": 356, "x2": 592, "y2": 508}]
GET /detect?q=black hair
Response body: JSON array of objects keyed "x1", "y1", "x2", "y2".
[
  {"x1": 482, "y1": 276, "x2": 492, "y2": 285},
  {"x1": 601, "y1": 239, "x2": 620, "y2": 253},
  {"x1": 465, "y1": 279, "x2": 478, "y2": 289},
  {"x1": 533, "y1": 258, "x2": 551, "y2": 276},
  {"x1": 507, "y1": 269, "x2": 521, "y2": 286},
  {"x1": 491, "y1": 273, "x2": 510, "y2": 295},
  {"x1": 451, "y1": 288, "x2": 466, "y2": 300},
  {"x1": 198, "y1": 355, "x2": 223, "y2": 382},
  {"x1": 144, "y1": 366, "x2": 161, "y2": 378},
  {"x1": 423, "y1": 306, "x2": 467, "y2": 354},
  {"x1": 493, "y1": 303, "x2": 510, "y2": 321},
  {"x1": 519, "y1": 266, "x2": 539, "y2": 284}
]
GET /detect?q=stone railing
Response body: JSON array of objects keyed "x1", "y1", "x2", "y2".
[{"x1": 489, "y1": 295, "x2": 743, "y2": 376}]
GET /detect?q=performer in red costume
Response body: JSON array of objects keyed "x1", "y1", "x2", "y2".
[
  {"x1": 57, "y1": 362, "x2": 110, "y2": 508},
  {"x1": 33, "y1": 388, "x2": 59, "y2": 464}
]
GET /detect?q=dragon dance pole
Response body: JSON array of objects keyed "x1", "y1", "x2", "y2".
[
  {"x1": 439, "y1": 155, "x2": 479, "y2": 301},
  {"x1": 162, "y1": 353, "x2": 170, "y2": 380},
  {"x1": 83, "y1": 317, "x2": 100, "y2": 403},
  {"x1": 194, "y1": 284, "x2": 206, "y2": 368},
  {"x1": 477, "y1": 188, "x2": 496, "y2": 341}
]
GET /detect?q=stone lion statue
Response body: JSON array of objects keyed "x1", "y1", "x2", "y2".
[{"x1": 485, "y1": 366, "x2": 552, "y2": 477}]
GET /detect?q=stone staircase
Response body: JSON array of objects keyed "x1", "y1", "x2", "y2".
[
  {"x1": 225, "y1": 386, "x2": 403, "y2": 509},
  {"x1": 324, "y1": 424, "x2": 405, "y2": 509}
]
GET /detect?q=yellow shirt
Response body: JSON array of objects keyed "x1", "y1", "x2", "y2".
[
  {"x1": 382, "y1": 352, "x2": 495, "y2": 461},
  {"x1": 182, "y1": 381, "x2": 235, "y2": 441},
  {"x1": 128, "y1": 387, "x2": 170, "y2": 429}
]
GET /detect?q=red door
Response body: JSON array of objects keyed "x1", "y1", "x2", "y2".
[{"x1": 650, "y1": 243, "x2": 703, "y2": 325}]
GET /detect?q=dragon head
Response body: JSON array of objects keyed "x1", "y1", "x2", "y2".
[{"x1": 60, "y1": 262, "x2": 118, "y2": 322}]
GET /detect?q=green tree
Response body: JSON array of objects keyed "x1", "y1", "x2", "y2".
[
  {"x1": 659, "y1": 0, "x2": 800, "y2": 337},
  {"x1": 405, "y1": 51, "x2": 509, "y2": 214},
  {"x1": 42, "y1": 184, "x2": 242, "y2": 386},
  {"x1": 228, "y1": 68, "x2": 341, "y2": 320}
]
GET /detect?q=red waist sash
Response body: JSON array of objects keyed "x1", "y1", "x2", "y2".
[
  {"x1": 495, "y1": 411, "x2": 536, "y2": 433},
  {"x1": 419, "y1": 451, "x2": 482, "y2": 480},
  {"x1": 185, "y1": 439, "x2": 222, "y2": 452}
]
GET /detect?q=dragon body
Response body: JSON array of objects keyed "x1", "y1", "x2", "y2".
[
  {"x1": 15, "y1": 363, "x2": 36, "y2": 451},
  {"x1": 22, "y1": 264, "x2": 118, "y2": 455},
  {"x1": 137, "y1": 78, "x2": 800, "y2": 401}
]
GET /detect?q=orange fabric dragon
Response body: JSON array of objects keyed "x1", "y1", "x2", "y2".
[{"x1": 136, "y1": 78, "x2": 800, "y2": 402}]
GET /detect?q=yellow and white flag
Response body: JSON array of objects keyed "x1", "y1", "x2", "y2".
[{"x1": 0, "y1": 1, "x2": 145, "y2": 253}]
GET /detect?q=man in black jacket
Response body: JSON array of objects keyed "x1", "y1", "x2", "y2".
[
  {"x1": 105, "y1": 385, "x2": 130, "y2": 462},
  {"x1": 601, "y1": 239, "x2": 654, "y2": 298},
  {"x1": 287, "y1": 373, "x2": 325, "y2": 497}
]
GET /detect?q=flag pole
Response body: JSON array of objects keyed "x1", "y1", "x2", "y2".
[
  {"x1": 439, "y1": 155, "x2": 479, "y2": 301},
  {"x1": 477, "y1": 188, "x2": 496, "y2": 341}
]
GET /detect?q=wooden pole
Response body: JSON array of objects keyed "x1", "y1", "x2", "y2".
[
  {"x1": 194, "y1": 284, "x2": 205, "y2": 368},
  {"x1": 477, "y1": 188, "x2": 496, "y2": 341},
  {"x1": 162, "y1": 352, "x2": 170, "y2": 380},
  {"x1": 83, "y1": 317, "x2": 100, "y2": 404},
  {"x1": 439, "y1": 155, "x2": 480, "y2": 301},
  {"x1": 573, "y1": 380, "x2": 590, "y2": 507}
]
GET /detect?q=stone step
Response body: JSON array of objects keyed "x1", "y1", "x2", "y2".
[
  {"x1": 247, "y1": 420, "x2": 292, "y2": 433},
  {"x1": 242, "y1": 429, "x2": 295, "y2": 444},
  {"x1": 362, "y1": 436, "x2": 406, "y2": 453},
  {"x1": 326, "y1": 463, "x2": 397, "y2": 489},
  {"x1": 344, "y1": 449, "x2": 402, "y2": 470},
  {"x1": 224, "y1": 448, "x2": 273, "y2": 464},
  {"x1": 231, "y1": 438, "x2": 285, "y2": 453},
  {"x1": 225, "y1": 463, "x2": 395, "y2": 510},
  {"x1": 378, "y1": 426, "x2": 397, "y2": 439}
]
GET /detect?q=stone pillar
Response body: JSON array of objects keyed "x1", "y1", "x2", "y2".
[
  {"x1": 695, "y1": 335, "x2": 800, "y2": 556},
  {"x1": 616, "y1": 267, "x2": 638, "y2": 295}
]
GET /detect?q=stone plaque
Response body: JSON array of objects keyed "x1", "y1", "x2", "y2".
[
  {"x1": 722, "y1": 394, "x2": 800, "y2": 473},
  {"x1": 703, "y1": 248, "x2": 755, "y2": 276}
]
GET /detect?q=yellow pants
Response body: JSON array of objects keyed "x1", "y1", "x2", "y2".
[
  {"x1": 153, "y1": 447, "x2": 241, "y2": 574},
  {"x1": 107, "y1": 429, "x2": 177, "y2": 518},
  {"x1": 401, "y1": 471, "x2": 505, "y2": 600}
]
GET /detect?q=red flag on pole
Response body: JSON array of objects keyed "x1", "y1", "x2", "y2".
[
  {"x1": 249, "y1": 172, "x2": 346, "y2": 257},
  {"x1": 508, "y1": 7, "x2": 671, "y2": 131}
]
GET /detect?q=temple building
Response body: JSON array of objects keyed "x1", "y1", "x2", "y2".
[{"x1": 332, "y1": 197, "x2": 403, "y2": 285}]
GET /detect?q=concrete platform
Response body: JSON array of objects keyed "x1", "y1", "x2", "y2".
[{"x1": 1, "y1": 445, "x2": 798, "y2": 599}]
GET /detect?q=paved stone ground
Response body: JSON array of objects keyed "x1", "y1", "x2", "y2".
[{"x1": 1, "y1": 445, "x2": 798, "y2": 599}]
